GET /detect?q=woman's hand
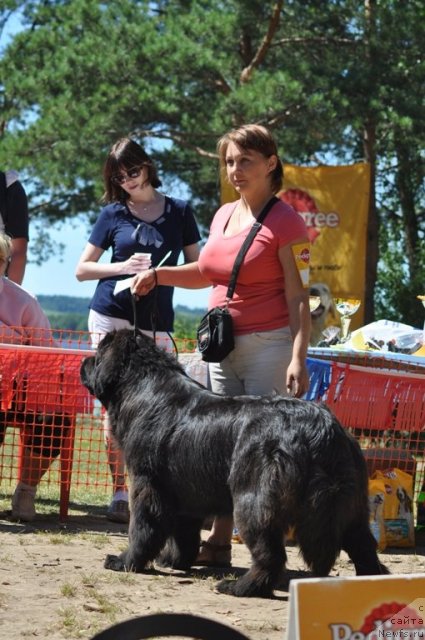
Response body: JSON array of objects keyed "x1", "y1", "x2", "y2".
[
  {"x1": 286, "y1": 359, "x2": 310, "y2": 398},
  {"x1": 123, "y1": 253, "x2": 152, "y2": 275},
  {"x1": 76, "y1": 244, "x2": 151, "y2": 281},
  {"x1": 131, "y1": 269, "x2": 157, "y2": 296},
  {"x1": 279, "y1": 238, "x2": 311, "y2": 399}
]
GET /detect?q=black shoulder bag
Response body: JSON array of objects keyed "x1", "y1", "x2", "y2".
[{"x1": 197, "y1": 196, "x2": 278, "y2": 363}]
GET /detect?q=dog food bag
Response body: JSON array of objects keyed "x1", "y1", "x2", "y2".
[
  {"x1": 368, "y1": 477, "x2": 387, "y2": 551},
  {"x1": 372, "y1": 468, "x2": 415, "y2": 548}
]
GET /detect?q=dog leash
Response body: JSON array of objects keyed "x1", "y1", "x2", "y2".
[{"x1": 131, "y1": 282, "x2": 178, "y2": 358}]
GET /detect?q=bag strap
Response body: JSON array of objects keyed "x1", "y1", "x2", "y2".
[
  {"x1": 226, "y1": 196, "x2": 278, "y2": 300},
  {"x1": 0, "y1": 171, "x2": 7, "y2": 224}
]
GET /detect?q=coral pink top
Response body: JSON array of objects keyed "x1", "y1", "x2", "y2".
[
  {"x1": 198, "y1": 199, "x2": 308, "y2": 335},
  {"x1": 0, "y1": 277, "x2": 51, "y2": 345}
]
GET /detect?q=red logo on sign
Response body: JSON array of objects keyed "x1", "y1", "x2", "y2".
[{"x1": 300, "y1": 248, "x2": 310, "y2": 263}]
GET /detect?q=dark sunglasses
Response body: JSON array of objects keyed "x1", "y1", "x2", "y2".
[{"x1": 111, "y1": 166, "x2": 144, "y2": 185}]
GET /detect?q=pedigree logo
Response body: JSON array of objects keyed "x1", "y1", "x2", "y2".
[
  {"x1": 296, "y1": 247, "x2": 310, "y2": 264},
  {"x1": 279, "y1": 188, "x2": 340, "y2": 244},
  {"x1": 329, "y1": 602, "x2": 424, "y2": 639}
]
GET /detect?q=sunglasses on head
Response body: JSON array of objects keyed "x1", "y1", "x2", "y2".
[{"x1": 111, "y1": 166, "x2": 144, "y2": 185}]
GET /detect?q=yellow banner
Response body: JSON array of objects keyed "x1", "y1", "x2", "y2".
[{"x1": 220, "y1": 163, "x2": 371, "y2": 327}]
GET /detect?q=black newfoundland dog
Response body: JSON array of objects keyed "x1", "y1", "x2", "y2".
[{"x1": 80, "y1": 329, "x2": 387, "y2": 598}]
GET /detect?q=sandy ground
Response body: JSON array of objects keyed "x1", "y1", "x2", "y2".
[{"x1": 0, "y1": 510, "x2": 424, "y2": 640}]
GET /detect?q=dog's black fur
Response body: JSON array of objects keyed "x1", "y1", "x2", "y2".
[{"x1": 80, "y1": 329, "x2": 388, "y2": 598}]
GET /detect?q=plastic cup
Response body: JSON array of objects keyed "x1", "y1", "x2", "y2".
[{"x1": 133, "y1": 252, "x2": 152, "y2": 268}]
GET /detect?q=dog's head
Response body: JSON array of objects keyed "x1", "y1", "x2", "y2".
[
  {"x1": 81, "y1": 330, "x2": 131, "y2": 406},
  {"x1": 369, "y1": 493, "x2": 384, "y2": 507},
  {"x1": 309, "y1": 283, "x2": 335, "y2": 321},
  {"x1": 396, "y1": 486, "x2": 404, "y2": 501},
  {"x1": 309, "y1": 282, "x2": 338, "y2": 346},
  {"x1": 368, "y1": 492, "x2": 385, "y2": 520},
  {"x1": 80, "y1": 329, "x2": 154, "y2": 407},
  {"x1": 80, "y1": 329, "x2": 183, "y2": 408},
  {"x1": 396, "y1": 486, "x2": 411, "y2": 506}
]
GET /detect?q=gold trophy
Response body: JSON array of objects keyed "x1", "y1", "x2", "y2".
[{"x1": 334, "y1": 298, "x2": 361, "y2": 342}]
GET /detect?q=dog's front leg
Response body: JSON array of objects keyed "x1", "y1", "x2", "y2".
[{"x1": 104, "y1": 482, "x2": 169, "y2": 573}]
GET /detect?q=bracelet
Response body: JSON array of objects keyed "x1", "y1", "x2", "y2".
[{"x1": 150, "y1": 267, "x2": 158, "y2": 288}]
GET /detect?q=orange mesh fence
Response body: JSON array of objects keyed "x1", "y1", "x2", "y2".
[
  {"x1": 0, "y1": 330, "x2": 97, "y2": 519},
  {"x1": 0, "y1": 328, "x2": 424, "y2": 521},
  {"x1": 0, "y1": 328, "x2": 206, "y2": 519}
]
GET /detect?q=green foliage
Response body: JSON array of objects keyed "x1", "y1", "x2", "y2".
[
  {"x1": 37, "y1": 294, "x2": 91, "y2": 314},
  {"x1": 1, "y1": 0, "x2": 424, "y2": 324},
  {"x1": 173, "y1": 307, "x2": 203, "y2": 341},
  {"x1": 37, "y1": 295, "x2": 204, "y2": 339},
  {"x1": 45, "y1": 312, "x2": 88, "y2": 332},
  {"x1": 375, "y1": 226, "x2": 425, "y2": 329}
]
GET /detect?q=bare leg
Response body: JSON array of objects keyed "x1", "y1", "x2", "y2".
[
  {"x1": 106, "y1": 436, "x2": 128, "y2": 494},
  {"x1": 104, "y1": 413, "x2": 128, "y2": 494},
  {"x1": 103, "y1": 413, "x2": 130, "y2": 523},
  {"x1": 19, "y1": 448, "x2": 52, "y2": 486},
  {"x1": 194, "y1": 515, "x2": 234, "y2": 566},
  {"x1": 206, "y1": 515, "x2": 234, "y2": 545}
]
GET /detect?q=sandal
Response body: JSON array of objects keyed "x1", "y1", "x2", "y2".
[{"x1": 193, "y1": 540, "x2": 232, "y2": 568}]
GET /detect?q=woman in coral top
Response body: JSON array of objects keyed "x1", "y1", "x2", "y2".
[{"x1": 131, "y1": 123, "x2": 311, "y2": 567}]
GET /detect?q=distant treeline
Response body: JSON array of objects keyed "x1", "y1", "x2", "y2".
[{"x1": 37, "y1": 295, "x2": 205, "y2": 339}]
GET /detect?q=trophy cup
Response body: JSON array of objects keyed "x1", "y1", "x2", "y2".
[{"x1": 334, "y1": 298, "x2": 361, "y2": 342}]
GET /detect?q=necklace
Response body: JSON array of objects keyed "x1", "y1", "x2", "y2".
[
  {"x1": 128, "y1": 193, "x2": 163, "y2": 219},
  {"x1": 129, "y1": 198, "x2": 156, "y2": 213}
]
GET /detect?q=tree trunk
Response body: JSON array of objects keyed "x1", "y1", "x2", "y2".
[
  {"x1": 363, "y1": 0, "x2": 379, "y2": 324},
  {"x1": 363, "y1": 121, "x2": 379, "y2": 324},
  {"x1": 394, "y1": 139, "x2": 420, "y2": 280}
]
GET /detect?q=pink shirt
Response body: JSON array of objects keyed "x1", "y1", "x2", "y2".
[
  {"x1": 198, "y1": 199, "x2": 308, "y2": 335},
  {"x1": 0, "y1": 277, "x2": 51, "y2": 345}
]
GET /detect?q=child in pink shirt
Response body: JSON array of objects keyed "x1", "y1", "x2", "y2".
[{"x1": 0, "y1": 232, "x2": 60, "y2": 521}]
